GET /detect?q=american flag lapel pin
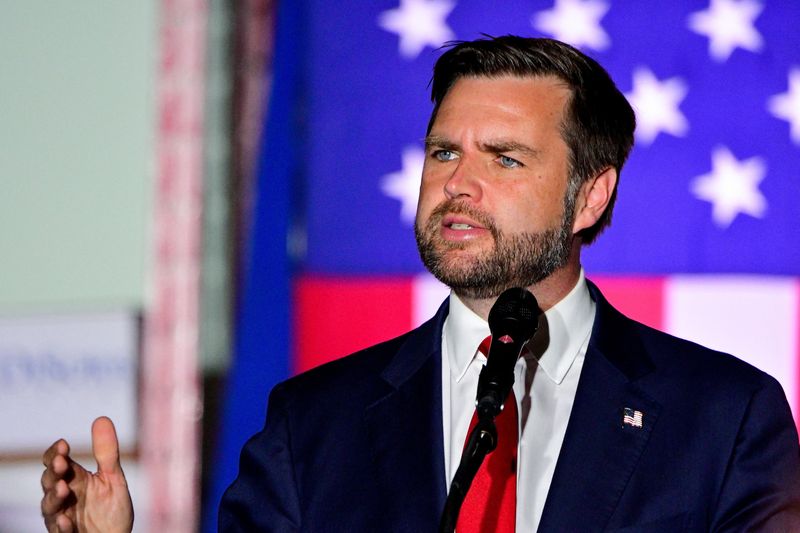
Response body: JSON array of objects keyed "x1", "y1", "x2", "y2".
[{"x1": 622, "y1": 407, "x2": 644, "y2": 429}]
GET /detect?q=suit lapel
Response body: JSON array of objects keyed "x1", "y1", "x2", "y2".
[
  {"x1": 538, "y1": 282, "x2": 662, "y2": 531},
  {"x1": 364, "y1": 301, "x2": 448, "y2": 531}
]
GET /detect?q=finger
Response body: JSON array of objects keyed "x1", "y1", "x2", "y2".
[
  {"x1": 46, "y1": 516, "x2": 61, "y2": 533},
  {"x1": 41, "y1": 465, "x2": 55, "y2": 491},
  {"x1": 43, "y1": 439, "x2": 70, "y2": 468},
  {"x1": 92, "y1": 416, "x2": 122, "y2": 475},
  {"x1": 41, "y1": 478, "x2": 69, "y2": 517},
  {"x1": 55, "y1": 513, "x2": 75, "y2": 533},
  {"x1": 42, "y1": 452, "x2": 72, "y2": 494}
]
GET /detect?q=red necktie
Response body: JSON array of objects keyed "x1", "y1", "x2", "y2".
[{"x1": 456, "y1": 336, "x2": 518, "y2": 533}]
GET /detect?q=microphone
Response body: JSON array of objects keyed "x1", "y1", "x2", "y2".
[
  {"x1": 475, "y1": 287, "x2": 540, "y2": 421},
  {"x1": 438, "y1": 288, "x2": 540, "y2": 533}
]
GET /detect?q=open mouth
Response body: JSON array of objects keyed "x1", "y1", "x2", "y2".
[
  {"x1": 442, "y1": 214, "x2": 485, "y2": 231},
  {"x1": 448, "y1": 222, "x2": 474, "y2": 230}
]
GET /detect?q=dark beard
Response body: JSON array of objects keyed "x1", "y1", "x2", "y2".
[{"x1": 414, "y1": 199, "x2": 574, "y2": 300}]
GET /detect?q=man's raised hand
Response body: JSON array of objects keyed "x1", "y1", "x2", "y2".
[{"x1": 41, "y1": 417, "x2": 134, "y2": 533}]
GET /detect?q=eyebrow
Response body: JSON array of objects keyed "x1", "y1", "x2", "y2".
[
  {"x1": 479, "y1": 140, "x2": 541, "y2": 159},
  {"x1": 423, "y1": 135, "x2": 459, "y2": 151},
  {"x1": 423, "y1": 135, "x2": 541, "y2": 159}
]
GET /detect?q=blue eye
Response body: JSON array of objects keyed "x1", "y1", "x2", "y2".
[
  {"x1": 433, "y1": 150, "x2": 457, "y2": 162},
  {"x1": 498, "y1": 155, "x2": 522, "y2": 168}
]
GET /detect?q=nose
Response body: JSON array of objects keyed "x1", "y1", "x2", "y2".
[{"x1": 443, "y1": 157, "x2": 482, "y2": 201}]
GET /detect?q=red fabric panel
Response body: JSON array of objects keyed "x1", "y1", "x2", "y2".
[
  {"x1": 293, "y1": 276, "x2": 413, "y2": 374},
  {"x1": 589, "y1": 276, "x2": 665, "y2": 331}
]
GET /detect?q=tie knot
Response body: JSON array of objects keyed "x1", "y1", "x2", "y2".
[{"x1": 478, "y1": 335, "x2": 492, "y2": 357}]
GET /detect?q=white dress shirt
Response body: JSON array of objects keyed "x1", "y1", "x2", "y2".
[{"x1": 441, "y1": 271, "x2": 596, "y2": 531}]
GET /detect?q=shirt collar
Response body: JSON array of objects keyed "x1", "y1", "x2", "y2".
[
  {"x1": 443, "y1": 288, "x2": 490, "y2": 384},
  {"x1": 443, "y1": 269, "x2": 595, "y2": 385},
  {"x1": 532, "y1": 269, "x2": 595, "y2": 384}
]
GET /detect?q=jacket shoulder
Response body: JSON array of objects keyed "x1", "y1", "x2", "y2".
[
  {"x1": 274, "y1": 300, "x2": 447, "y2": 407},
  {"x1": 278, "y1": 331, "x2": 412, "y2": 396}
]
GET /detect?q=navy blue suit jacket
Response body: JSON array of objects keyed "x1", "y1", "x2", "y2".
[{"x1": 220, "y1": 282, "x2": 800, "y2": 531}]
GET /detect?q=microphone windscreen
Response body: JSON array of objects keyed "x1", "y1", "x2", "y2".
[{"x1": 488, "y1": 287, "x2": 539, "y2": 341}]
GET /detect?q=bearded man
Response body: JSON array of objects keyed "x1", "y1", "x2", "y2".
[{"x1": 42, "y1": 36, "x2": 800, "y2": 533}]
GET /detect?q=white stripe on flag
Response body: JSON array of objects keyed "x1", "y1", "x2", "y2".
[
  {"x1": 665, "y1": 276, "x2": 799, "y2": 419},
  {"x1": 412, "y1": 273, "x2": 450, "y2": 328}
]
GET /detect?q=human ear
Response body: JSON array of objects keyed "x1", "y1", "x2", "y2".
[{"x1": 571, "y1": 167, "x2": 617, "y2": 234}]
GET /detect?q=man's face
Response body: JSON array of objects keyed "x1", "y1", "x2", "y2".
[{"x1": 414, "y1": 75, "x2": 576, "y2": 300}]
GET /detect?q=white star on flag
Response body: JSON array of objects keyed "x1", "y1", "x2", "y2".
[
  {"x1": 532, "y1": 0, "x2": 611, "y2": 51},
  {"x1": 625, "y1": 67, "x2": 689, "y2": 145},
  {"x1": 768, "y1": 68, "x2": 800, "y2": 145},
  {"x1": 691, "y1": 146, "x2": 767, "y2": 228},
  {"x1": 688, "y1": 0, "x2": 764, "y2": 62},
  {"x1": 381, "y1": 146, "x2": 424, "y2": 224},
  {"x1": 378, "y1": 0, "x2": 456, "y2": 60}
]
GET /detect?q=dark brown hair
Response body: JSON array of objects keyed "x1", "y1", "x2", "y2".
[{"x1": 428, "y1": 36, "x2": 636, "y2": 244}]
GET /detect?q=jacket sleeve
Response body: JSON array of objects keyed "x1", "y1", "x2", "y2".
[
  {"x1": 712, "y1": 375, "x2": 800, "y2": 531},
  {"x1": 218, "y1": 384, "x2": 302, "y2": 532}
]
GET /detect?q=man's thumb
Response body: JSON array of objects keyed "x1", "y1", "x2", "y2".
[{"x1": 92, "y1": 416, "x2": 122, "y2": 474}]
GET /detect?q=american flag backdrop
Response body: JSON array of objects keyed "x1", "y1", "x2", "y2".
[{"x1": 211, "y1": 0, "x2": 800, "y2": 527}]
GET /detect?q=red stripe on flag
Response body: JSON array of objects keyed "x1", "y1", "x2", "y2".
[
  {"x1": 589, "y1": 276, "x2": 665, "y2": 332},
  {"x1": 293, "y1": 276, "x2": 413, "y2": 374}
]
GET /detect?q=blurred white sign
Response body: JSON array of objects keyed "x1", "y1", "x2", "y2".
[{"x1": 0, "y1": 310, "x2": 138, "y2": 455}]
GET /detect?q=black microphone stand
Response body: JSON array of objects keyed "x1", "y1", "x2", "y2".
[{"x1": 438, "y1": 414, "x2": 498, "y2": 533}]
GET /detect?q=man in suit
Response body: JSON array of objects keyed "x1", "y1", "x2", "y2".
[{"x1": 42, "y1": 36, "x2": 800, "y2": 532}]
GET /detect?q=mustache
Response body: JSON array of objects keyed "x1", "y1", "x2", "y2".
[{"x1": 428, "y1": 200, "x2": 497, "y2": 233}]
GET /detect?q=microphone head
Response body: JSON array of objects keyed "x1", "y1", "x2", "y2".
[{"x1": 488, "y1": 287, "x2": 540, "y2": 342}]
